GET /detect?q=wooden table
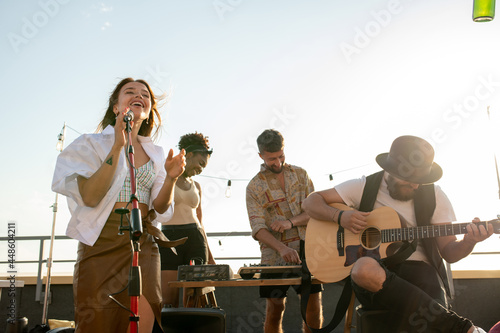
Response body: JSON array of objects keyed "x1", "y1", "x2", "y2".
[
  {"x1": 169, "y1": 277, "x2": 355, "y2": 333},
  {"x1": 170, "y1": 277, "x2": 319, "y2": 308},
  {"x1": 169, "y1": 276, "x2": 322, "y2": 289}
]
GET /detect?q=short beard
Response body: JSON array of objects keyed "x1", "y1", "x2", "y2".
[
  {"x1": 267, "y1": 163, "x2": 284, "y2": 174},
  {"x1": 386, "y1": 175, "x2": 416, "y2": 201}
]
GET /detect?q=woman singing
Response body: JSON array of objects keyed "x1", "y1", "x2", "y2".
[{"x1": 52, "y1": 78, "x2": 185, "y2": 332}]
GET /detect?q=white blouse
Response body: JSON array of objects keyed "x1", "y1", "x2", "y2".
[{"x1": 52, "y1": 125, "x2": 174, "y2": 246}]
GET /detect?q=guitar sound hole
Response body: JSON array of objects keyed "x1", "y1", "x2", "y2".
[{"x1": 361, "y1": 227, "x2": 381, "y2": 250}]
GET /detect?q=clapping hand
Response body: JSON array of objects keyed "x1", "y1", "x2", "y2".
[{"x1": 165, "y1": 148, "x2": 186, "y2": 180}]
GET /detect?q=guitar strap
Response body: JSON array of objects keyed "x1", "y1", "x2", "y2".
[
  {"x1": 299, "y1": 171, "x2": 385, "y2": 332},
  {"x1": 361, "y1": 171, "x2": 420, "y2": 269},
  {"x1": 300, "y1": 260, "x2": 352, "y2": 333},
  {"x1": 414, "y1": 182, "x2": 452, "y2": 298},
  {"x1": 360, "y1": 171, "x2": 450, "y2": 297},
  {"x1": 360, "y1": 171, "x2": 425, "y2": 269},
  {"x1": 359, "y1": 171, "x2": 384, "y2": 212},
  {"x1": 300, "y1": 171, "x2": 438, "y2": 332}
]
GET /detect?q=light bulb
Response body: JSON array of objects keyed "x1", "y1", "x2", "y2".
[
  {"x1": 225, "y1": 180, "x2": 232, "y2": 198},
  {"x1": 56, "y1": 124, "x2": 66, "y2": 152},
  {"x1": 56, "y1": 139, "x2": 63, "y2": 152}
]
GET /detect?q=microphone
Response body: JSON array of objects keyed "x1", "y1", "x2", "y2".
[{"x1": 123, "y1": 110, "x2": 134, "y2": 122}]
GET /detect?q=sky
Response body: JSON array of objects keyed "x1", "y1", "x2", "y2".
[{"x1": 1, "y1": 0, "x2": 500, "y2": 275}]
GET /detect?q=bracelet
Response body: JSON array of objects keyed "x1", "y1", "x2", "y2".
[
  {"x1": 332, "y1": 208, "x2": 340, "y2": 223},
  {"x1": 288, "y1": 219, "x2": 294, "y2": 228},
  {"x1": 337, "y1": 210, "x2": 344, "y2": 225}
]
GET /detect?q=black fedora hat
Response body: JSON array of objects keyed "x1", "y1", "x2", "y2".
[{"x1": 376, "y1": 136, "x2": 442, "y2": 184}]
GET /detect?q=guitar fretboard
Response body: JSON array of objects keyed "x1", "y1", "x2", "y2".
[{"x1": 381, "y1": 221, "x2": 489, "y2": 243}]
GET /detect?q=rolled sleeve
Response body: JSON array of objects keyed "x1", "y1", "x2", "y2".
[
  {"x1": 305, "y1": 173, "x2": 314, "y2": 197},
  {"x1": 246, "y1": 187, "x2": 268, "y2": 239},
  {"x1": 52, "y1": 134, "x2": 108, "y2": 207}
]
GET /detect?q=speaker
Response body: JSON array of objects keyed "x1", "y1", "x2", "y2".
[
  {"x1": 161, "y1": 307, "x2": 225, "y2": 333},
  {"x1": 6, "y1": 317, "x2": 28, "y2": 333},
  {"x1": 177, "y1": 264, "x2": 231, "y2": 281},
  {"x1": 356, "y1": 306, "x2": 398, "y2": 333}
]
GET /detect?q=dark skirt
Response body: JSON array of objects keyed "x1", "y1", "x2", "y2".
[{"x1": 73, "y1": 212, "x2": 162, "y2": 333}]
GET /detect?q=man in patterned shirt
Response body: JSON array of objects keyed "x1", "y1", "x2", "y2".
[{"x1": 246, "y1": 129, "x2": 323, "y2": 333}]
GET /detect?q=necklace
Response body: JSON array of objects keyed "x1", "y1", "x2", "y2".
[
  {"x1": 179, "y1": 176, "x2": 191, "y2": 183},
  {"x1": 177, "y1": 176, "x2": 192, "y2": 190}
]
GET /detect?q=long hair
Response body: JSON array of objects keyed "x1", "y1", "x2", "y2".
[{"x1": 97, "y1": 78, "x2": 162, "y2": 139}]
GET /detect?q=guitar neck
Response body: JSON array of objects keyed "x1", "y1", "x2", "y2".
[{"x1": 382, "y1": 221, "x2": 490, "y2": 243}]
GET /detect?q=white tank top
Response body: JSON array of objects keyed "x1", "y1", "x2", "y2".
[{"x1": 163, "y1": 180, "x2": 201, "y2": 226}]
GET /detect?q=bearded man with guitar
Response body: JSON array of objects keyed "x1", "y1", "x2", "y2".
[{"x1": 302, "y1": 135, "x2": 494, "y2": 333}]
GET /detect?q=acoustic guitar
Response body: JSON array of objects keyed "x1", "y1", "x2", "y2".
[{"x1": 305, "y1": 203, "x2": 500, "y2": 283}]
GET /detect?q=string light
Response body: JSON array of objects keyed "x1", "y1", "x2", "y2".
[
  {"x1": 225, "y1": 180, "x2": 232, "y2": 198},
  {"x1": 198, "y1": 175, "x2": 250, "y2": 198},
  {"x1": 198, "y1": 163, "x2": 374, "y2": 197},
  {"x1": 52, "y1": 125, "x2": 375, "y2": 199},
  {"x1": 55, "y1": 123, "x2": 81, "y2": 152},
  {"x1": 56, "y1": 123, "x2": 66, "y2": 152},
  {"x1": 324, "y1": 163, "x2": 373, "y2": 182}
]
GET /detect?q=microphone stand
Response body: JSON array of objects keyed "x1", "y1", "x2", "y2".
[{"x1": 120, "y1": 116, "x2": 143, "y2": 333}]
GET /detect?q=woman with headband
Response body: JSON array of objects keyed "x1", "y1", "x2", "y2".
[{"x1": 159, "y1": 132, "x2": 215, "y2": 307}]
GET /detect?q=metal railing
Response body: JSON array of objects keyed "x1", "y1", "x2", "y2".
[
  {"x1": 0, "y1": 233, "x2": 259, "y2": 302},
  {"x1": 1, "y1": 234, "x2": 498, "y2": 302},
  {"x1": 1, "y1": 235, "x2": 76, "y2": 302}
]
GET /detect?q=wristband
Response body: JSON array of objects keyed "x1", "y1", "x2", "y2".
[{"x1": 288, "y1": 219, "x2": 294, "y2": 228}]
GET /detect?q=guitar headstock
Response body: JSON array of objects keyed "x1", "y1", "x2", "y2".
[{"x1": 490, "y1": 218, "x2": 500, "y2": 234}]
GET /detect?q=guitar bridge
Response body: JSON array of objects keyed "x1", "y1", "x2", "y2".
[{"x1": 337, "y1": 226, "x2": 345, "y2": 256}]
